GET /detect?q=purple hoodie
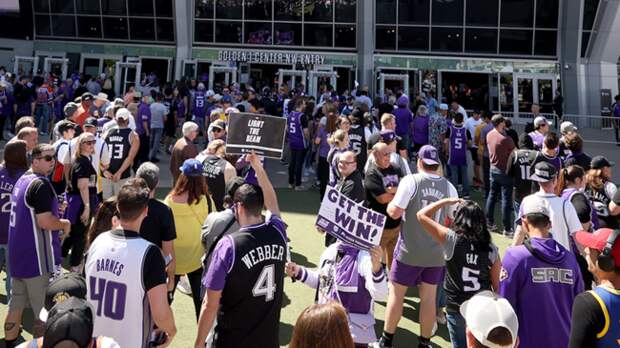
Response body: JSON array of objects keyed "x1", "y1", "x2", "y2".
[
  {"x1": 412, "y1": 114, "x2": 429, "y2": 145},
  {"x1": 499, "y1": 237, "x2": 583, "y2": 348},
  {"x1": 393, "y1": 107, "x2": 413, "y2": 137}
]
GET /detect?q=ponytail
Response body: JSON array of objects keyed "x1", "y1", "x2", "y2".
[{"x1": 557, "y1": 165, "x2": 586, "y2": 195}]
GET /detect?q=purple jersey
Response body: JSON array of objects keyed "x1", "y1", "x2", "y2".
[
  {"x1": 448, "y1": 125, "x2": 467, "y2": 166},
  {"x1": 327, "y1": 146, "x2": 345, "y2": 186},
  {"x1": 499, "y1": 237, "x2": 583, "y2": 348},
  {"x1": 318, "y1": 127, "x2": 330, "y2": 158},
  {"x1": 0, "y1": 167, "x2": 23, "y2": 244},
  {"x1": 193, "y1": 90, "x2": 207, "y2": 118},
  {"x1": 135, "y1": 102, "x2": 151, "y2": 135},
  {"x1": 8, "y1": 174, "x2": 61, "y2": 278},
  {"x1": 412, "y1": 114, "x2": 429, "y2": 145},
  {"x1": 287, "y1": 111, "x2": 306, "y2": 150},
  {"x1": 561, "y1": 188, "x2": 600, "y2": 230},
  {"x1": 393, "y1": 107, "x2": 413, "y2": 137},
  {"x1": 176, "y1": 98, "x2": 186, "y2": 119},
  {"x1": 528, "y1": 131, "x2": 545, "y2": 150}
]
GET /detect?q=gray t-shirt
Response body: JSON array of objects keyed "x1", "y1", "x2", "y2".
[
  {"x1": 149, "y1": 102, "x2": 167, "y2": 129},
  {"x1": 200, "y1": 208, "x2": 240, "y2": 267}
]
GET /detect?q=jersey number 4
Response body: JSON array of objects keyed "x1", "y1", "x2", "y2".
[
  {"x1": 253, "y1": 264, "x2": 277, "y2": 302},
  {"x1": 90, "y1": 276, "x2": 127, "y2": 320}
]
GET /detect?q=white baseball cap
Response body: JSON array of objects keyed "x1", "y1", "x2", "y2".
[
  {"x1": 560, "y1": 121, "x2": 578, "y2": 134},
  {"x1": 460, "y1": 291, "x2": 518, "y2": 348},
  {"x1": 533, "y1": 116, "x2": 549, "y2": 128},
  {"x1": 115, "y1": 108, "x2": 131, "y2": 121},
  {"x1": 206, "y1": 89, "x2": 215, "y2": 97}
]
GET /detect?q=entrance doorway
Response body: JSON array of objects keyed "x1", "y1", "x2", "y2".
[
  {"x1": 440, "y1": 71, "x2": 490, "y2": 111},
  {"x1": 335, "y1": 66, "x2": 354, "y2": 94},
  {"x1": 13, "y1": 56, "x2": 39, "y2": 78},
  {"x1": 208, "y1": 66, "x2": 237, "y2": 91},
  {"x1": 511, "y1": 73, "x2": 557, "y2": 122},
  {"x1": 249, "y1": 63, "x2": 284, "y2": 91},
  {"x1": 80, "y1": 54, "x2": 122, "y2": 90},
  {"x1": 376, "y1": 69, "x2": 418, "y2": 100},
  {"x1": 141, "y1": 57, "x2": 171, "y2": 86},
  {"x1": 114, "y1": 62, "x2": 141, "y2": 96},
  {"x1": 43, "y1": 58, "x2": 69, "y2": 80}
]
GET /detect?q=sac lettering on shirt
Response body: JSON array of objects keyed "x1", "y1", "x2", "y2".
[
  {"x1": 241, "y1": 244, "x2": 285, "y2": 269},
  {"x1": 531, "y1": 267, "x2": 574, "y2": 284}
]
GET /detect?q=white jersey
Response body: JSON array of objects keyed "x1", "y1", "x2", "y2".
[{"x1": 85, "y1": 231, "x2": 156, "y2": 348}]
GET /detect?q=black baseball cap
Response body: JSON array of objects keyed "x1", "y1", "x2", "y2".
[
  {"x1": 591, "y1": 155, "x2": 615, "y2": 170},
  {"x1": 42, "y1": 297, "x2": 94, "y2": 348},
  {"x1": 41, "y1": 273, "x2": 87, "y2": 321},
  {"x1": 84, "y1": 117, "x2": 98, "y2": 128},
  {"x1": 58, "y1": 120, "x2": 78, "y2": 134},
  {"x1": 225, "y1": 176, "x2": 246, "y2": 201},
  {"x1": 530, "y1": 161, "x2": 558, "y2": 182},
  {"x1": 81, "y1": 92, "x2": 93, "y2": 101}
]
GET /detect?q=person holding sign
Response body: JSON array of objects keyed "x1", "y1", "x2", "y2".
[
  {"x1": 287, "y1": 98, "x2": 309, "y2": 191},
  {"x1": 377, "y1": 145, "x2": 458, "y2": 348}
]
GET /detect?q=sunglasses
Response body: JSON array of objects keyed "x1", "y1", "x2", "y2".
[
  {"x1": 36, "y1": 155, "x2": 56, "y2": 162},
  {"x1": 339, "y1": 160, "x2": 356, "y2": 165},
  {"x1": 82, "y1": 140, "x2": 96, "y2": 145},
  {"x1": 213, "y1": 128, "x2": 223, "y2": 133}
]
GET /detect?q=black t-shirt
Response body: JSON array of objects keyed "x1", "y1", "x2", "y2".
[
  {"x1": 25, "y1": 177, "x2": 55, "y2": 213},
  {"x1": 565, "y1": 152, "x2": 592, "y2": 171},
  {"x1": 367, "y1": 132, "x2": 406, "y2": 152},
  {"x1": 365, "y1": 162, "x2": 402, "y2": 229},
  {"x1": 337, "y1": 170, "x2": 365, "y2": 204},
  {"x1": 569, "y1": 291, "x2": 606, "y2": 348},
  {"x1": 69, "y1": 155, "x2": 97, "y2": 196},
  {"x1": 139, "y1": 199, "x2": 177, "y2": 249},
  {"x1": 570, "y1": 192, "x2": 592, "y2": 224},
  {"x1": 506, "y1": 149, "x2": 538, "y2": 202}
]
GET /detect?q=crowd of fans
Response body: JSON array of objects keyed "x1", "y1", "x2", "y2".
[{"x1": 0, "y1": 68, "x2": 618, "y2": 348}]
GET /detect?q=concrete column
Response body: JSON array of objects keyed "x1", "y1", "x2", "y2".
[
  {"x1": 357, "y1": 0, "x2": 375, "y2": 96},
  {"x1": 174, "y1": 0, "x2": 192, "y2": 81},
  {"x1": 558, "y1": 0, "x2": 584, "y2": 115}
]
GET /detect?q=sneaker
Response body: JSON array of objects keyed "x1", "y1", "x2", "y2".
[
  {"x1": 288, "y1": 184, "x2": 294, "y2": 189},
  {"x1": 503, "y1": 230, "x2": 515, "y2": 238},
  {"x1": 176, "y1": 276, "x2": 192, "y2": 295},
  {"x1": 463, "y1": 194, "x2": 471, "y2": 199},
  {"x1": 294, "y1": 186, "x2": 305, "y2": 191},
  {"x1": 487, "y1": 224, "x2": 498, "y2": 233}
]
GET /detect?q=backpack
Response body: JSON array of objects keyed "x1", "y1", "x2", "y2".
[
  {"x1": 50, "y1": 142, "x2": 68, "y2": 183},
  {"x1": 36, "y1": 87, "x2": 49, "y2": 104}
]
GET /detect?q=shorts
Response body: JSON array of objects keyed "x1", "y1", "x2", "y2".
[
  {"x1": 389, "y1": 260, "x2": 444, "y2": 287},
  {"x1": 469, "y1": 148, "x2": 480, "y2": 166},
  {"x1": 8, "y1": 273, "x2": 50, "y2": 315}
]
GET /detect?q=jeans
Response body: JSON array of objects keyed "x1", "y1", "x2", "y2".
[
  {"x1": 149, "y1": 128, "x2": 164, "y2": 160},
  {"x1": 436, "y1": 284, "x2": 446, "y2": 310},
  {"x1": 485, "y1": 167, "x2": 514, "y2": 232},
  {"x1": 449, "y1": 164, "x2": 470, "y2": 197},
  {"x1": 34, "y1": 104, "x2": 50, "y2": 133},
  {"x1": 482, "y1": 156, "x2": 491, "y2": 199},
  {"x1": 318, "y1": 156, "x2": 329, "y2": 200},
  {"x1": 514, "y1": 200, "x2": 521, "y2": 231},
  {"x1": 446, "y1": 312, "x2": 467, "y2": 348},
  {"x1": 0, "y1": 244, "x2": 11, "y2": 300},
  {"x1": 288, "y1": 147, "x2": 307, "y2": 187}
]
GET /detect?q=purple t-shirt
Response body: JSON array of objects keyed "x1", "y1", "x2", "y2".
[
  {"x1": 499, "y1": 237, "x2": 583, "y2": 348},
  {"x1": 528, "y1": 131, "x2": 545, "y2": 150},
  {"x1": 0, "y1": 167, "x2": 23, "y2": 244},
  {"x1": 412, "y1": 114, "x2": 429, "y2": 145},
  {"x1": 393, "y1": 107, "x2": 413, "y2": 137},
  {"x1": 203, "y1": 214, "x2": 287, "y2": 290},
  {"x1": 613, "y1": 103, "x2": 620, "y2": 118},
  {"x1": 318, "y1": 127, "x2": 330, "y2": 158},
  {"x1": 193, "y1": 90, "x2": 207, "y2": 118},
  {"x1": 288, "y1": 111, "x2": 306, "y2": 150},
  {"x1": 136, "y1": 102, "x2": 151, "y2": 135}
]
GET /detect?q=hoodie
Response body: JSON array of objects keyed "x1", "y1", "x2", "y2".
[{"x1": 499, "y1": 237, "x2": 584, "y2": 348}]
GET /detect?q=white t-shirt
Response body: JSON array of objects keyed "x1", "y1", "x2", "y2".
[
  {"x1": 464, "y1": 117, "x2": 482, "y2": 147},
  {"x1": 519, "y1": 192, "x2": 582, "y2": 251},
  {"x1": 101, "y1": 116, "x2": 137, "y2": 136}
]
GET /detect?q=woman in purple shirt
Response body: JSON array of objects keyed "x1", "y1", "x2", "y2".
[
  {"x1": 315, "y1": 112, "x2": 338, "y2": 199},
  {"x1": 412, "y1": 105, "x2": 430, "y2": 153}
]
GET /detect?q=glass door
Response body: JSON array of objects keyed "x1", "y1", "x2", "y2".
[
  {"x1": 517, "y1": 77, "x2": 534, "y2": 114},
  {"x1": 537, "y1": 78, "x2": 554, "y2": 113},
  {"x1": 513, "y1": 73, "x2": 557, "y2": 122}
]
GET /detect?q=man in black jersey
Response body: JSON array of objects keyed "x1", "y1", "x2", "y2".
[
  {"x1": 348, "y1": 108, "x2": 368, "y2": 172},
  {"x1": 196, "y1": 139, "x2": 237, "y2": 211},
  {"x1": 506, "y1": 133, "x2": 538, "y2": 227},
  {"x1": 102, "y1": 108, "x2": 139, "y2": 199},
  {"x1": 195, "y1": 152, "x2": 287, "y2": 348}
]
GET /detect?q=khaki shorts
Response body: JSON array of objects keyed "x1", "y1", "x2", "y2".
[{"x1": 8, "y1": 273, "x2": 50, "y2": 315}]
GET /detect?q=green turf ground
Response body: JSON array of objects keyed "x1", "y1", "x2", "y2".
[{"x1": 0, "y1": 188, "x2": 512, "y2": 347}]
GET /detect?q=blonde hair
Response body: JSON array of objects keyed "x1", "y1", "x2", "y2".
[
  {"x1": 328, "y1": 129, "x2": 348, "y2": 148},
  {"x1": 586, "y1": 168, "x2": 608, "y2": 191},
  {"x1": 73, "y1": 133, "x2": 96, "y2": 161},
  {"x1": 381, "y1": 113, "x2": 395, "y2": 126}
]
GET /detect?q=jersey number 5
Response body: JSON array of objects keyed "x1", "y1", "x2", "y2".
[
  {"x1": 462, "y1": 267, "x2": 481, "y2": 292},
  {"x1": 253, "y1": 264, "x2": 276, "y2": 302}
]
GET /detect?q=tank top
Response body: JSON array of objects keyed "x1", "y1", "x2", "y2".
[
  {"x1": 589, "y1": 286, "x2": 620, "y2": 348},
  {"x1": 348, "y1": 124, "x2": 367, "y2": 171},
  {"x1": 203, "y1": 155, "x2": 227, "y2": 211},
  {"x1": 448, "y1": 125, "x2": 467, "y2": 166},
  {"x1": 104, "y1": 128, "x2": 132, "y2": 179},
  {"x1": 287, "y1": 111, "x2": 306, "y2": 150}
]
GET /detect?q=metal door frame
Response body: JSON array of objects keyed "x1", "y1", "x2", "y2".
[
  {"x1": 513, "y1": 73, "x2": 557, "y2": 120},
  {"x1": 79, "y1": 54, "x2": 123, "y2": 75},
  {"x1": 43, "y1": 58, "x2": 69, "y2": 80},
  {"x1": 308, "y1": 70, "x2": 338, "y2": 99},
  {"x1": 278, "y1": 69, "x2": 307, "y2": 93},
  {"x1": 114, "y1": 62, "x2": 142, "y2": 97},
  {"x1": 208, "y1": 66, "x2": 238, "y2": 90},
  {"x1": 13, "y1": 56, "x2": 39, "y2": 77},
  {"x1": 378, "y1": 73, "x2": 409, "y2": 99}
]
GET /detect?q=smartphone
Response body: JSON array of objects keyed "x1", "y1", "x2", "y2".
[{"x1": 149, "y1": 331, "x2": 167, "y2": 347}]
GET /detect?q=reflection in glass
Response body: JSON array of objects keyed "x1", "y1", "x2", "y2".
[
  {"x1": 33, "y1": 0, "x2": 49, "y2": 12},
  {"x1": 50, "y1": 0, "x2": 74, "y2": 14},
  {"x1": 216, "y1": 1, "x2": 242, "y2": 19},
  {"x1": 274, "y1": 23, "x2": 301, "y2": 45},
  {"x1": 499, "y1": 29, "x2": 532, "y2": 55},
  {"x1": 466, "y1": 0, "x2": 497, "y2": 26},
  {"x1": 246, "y1": 0, "x2": 272, "y2": 21},
  {"x1": 304, "y1": 0, "x2": 332, "y2": 22},
  {"x1": 583, "y1": 0, "x2": 600, "y2": 30},
  {"x1": 196, "y1": 0, "x2": 214, "y2": 18},
  {"x1": 376, "y1": 0, "x2": 396, "y2": 24},
  {"x1": 534, "y1": 30, "x2": 557, "y2": 56},
  {"x1": 499, "y1": 74, "x2": 513, "y2": 112},
  {"x1": 275, "y1": 0, "x2": 302, "y2": 21},
  {"x1": 304, "y1": 24, "x2": 332, "y2": 47},
  {"x1": 517, "y1": 77, "x2": 533, "y2": 113},
  {"x1": 215, "y1": 21, "x2": 242, "y2": 43},
  {"x1": 35, "y1": 15, "x2": 52, "y2": 36},
  {"x1": 157, "y1": 19, "x2": 174, "y2": 41},
  {"x1": 194, "y1": 20, "x2": 214, "y2": 42},
  {"x1": 102, "y1": 0, "x2": 127, "y2": 16},
  {"x1": 465, "y1": 29, "x2": 497, "y2": 54},
  {"x1": 535, "y1": 0, "x2": 559, "y2": 28},
  {"x1": 128, "y1": 0, "x2": 154, "y2": 16},
  {"x1": 335, "y1": 0, "x2": 356, "y2": 23},
  {"x1": 155, "y1": 0, "x2": 173, "y2": 17},
  {"x1": 335, "y1": 25, "x2": 356, "y2": 48},
  {"x1": 581, "y1": 32, "x2": 591, "y2": 57},
  {"x1": 76, "y1": 0, "x2": 100, "y2": 14},
  {"x1": 398, "y1": 0, "x2": 430, "y2": 25},
  {"x1": 130, "y1": 18, "x2": 155, "y2": 40},
  {"x1": 78, "y1": 16, "x2": 102, "y2": 38},
  {"x1": 52, "y1": 15, "x2": 76, "y2": 36},
  {"x1": 376, "y1": 26, "x2": 396, "y2": 50},
  {"x1": 432, "y1": 0, "x2": 463, "y2": 25},
  {"x1": 501, "y1": 0, "x2": 534, "y2": 27},
  {"x1": 245, "y1": 22, "x2": 272, "y2": 44},
  {"x1": 103, "y1": 17, "x2": 129, "y2": 39},
  {"x1": 398, "y1": 26, "x2": 428, "y2": 50},
  {"x1": 538, "y1": 79, "x2": 554, "y2": 113},
  {"x1": 431, "y1": 27, "x2": 463, "y2": 52}
]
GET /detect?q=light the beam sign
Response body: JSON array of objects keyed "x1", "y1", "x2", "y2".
[
  {"x1": 226, "y1": 112, "x2": 287, "y2": 159},
  {"x1": 316, "y1": 186, "x2": 386, "y2": 250}
]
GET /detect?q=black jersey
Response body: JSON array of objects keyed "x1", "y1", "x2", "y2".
[
  {"x1": 348, "y1": 124, "x2": 367, "y2": 171},
  {"x1": 216, "y1": 220, "x2": 287, "y2": 348},
  {"x1": 203, "y1": 154, "x2": 227, "y2": 211},
  {"x1": 507, "y1": 149, "x2": 538, "y2": 202},
  {"x1": 444, "y1": 230, "x2": 497, "y2": 313},
  {"x1": 105, "y1": 128, "x2": 132, "y2": 179}
]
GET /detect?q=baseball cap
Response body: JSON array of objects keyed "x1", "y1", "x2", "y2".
[
  {"x1": 520, "y1": 195, "x2": 551, "y2": 218},
  {"x1": 396, "y1": 95, "x2": 409, "y2": 107},
  {"x1": 225, "y1": 176, "x2": 246, "y2": 201},
  {"x1": 57, "y1": 120, "x2": 77, "y2": 134},
  {"x1": 42, "y1": 297, "x2": 94, "y2": 348},
  {"x1": 418, "y1": 145, "x2": 440, "y2": 165},
  {"x1": 80, "y1": 92, "x2": 93, "y2": 101},
  {"x1": 180, "y1": 159, "x2": 207, "y2": 177},
  {"x1": 95, "y1": 92, "x2": 109, "y2": 102},
  {"x1": 83, "y1": 117, "x2": 98, "y2": 128},
  {"x1": 460, "y1": 290, "x2": 518, "y2": 348},
  {"x1": 534, "y1": 116, "x2": 549, "y2": 128},
  {"x1": 575, "y1": 228, "x2": 620, "y2": 268},
  {"x1": 222, "y1": 95, "x2": 232, "y2": 103},
  {"x1": 113, "y1": 98, "x2": 125, "y2": 106},
  {"x1": 213, "y1": 94, "x2": 223, "y2": 102},
  {"x1": 491, "y1": 114, "x2": 506, "y2": 126},
  {"x1": 591, "y1": 155, "x2": 615, "y2": 170},
  {"x1": 63, "y1": 102, "x2": 79, "y2": 117},
  {"x1": 40, "y1": 273, "x2": 87, "y2": 322},
  {"x1": 560, "y1": 121, "x2": 578, "y2": 135},
  {"x1": 115, "y1": 107, "x2": 131, "y2": 121},
  {"x1": 529, "y1": 161, "x2": 558, "y2": 183},
  {"x1": 439, "y1": 103, "x2": 449, "y2": 111},
  {"x1": 212, "y1": 119, "x2": 226, "y2": 131},
  {"x1": 379, "y1": 129, "x2": 399, "y2": 144},
  {"x1": 206, "y1": 89, "x2": 215, "y2": 97}
]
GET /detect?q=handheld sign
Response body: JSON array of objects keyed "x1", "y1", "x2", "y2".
[
  {"x1": 226, "y1": 112, "x2": 287, "y2": 159},
  {"x1": 316, "y1": 186, "x2": 386, "y2": 250}
]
